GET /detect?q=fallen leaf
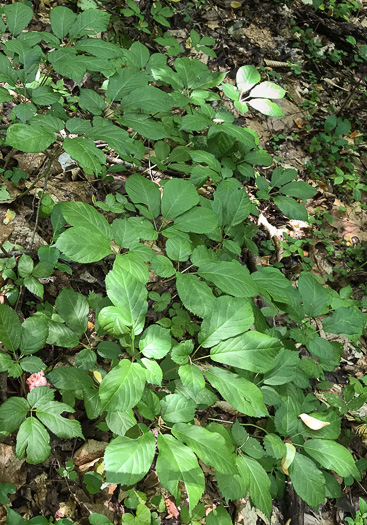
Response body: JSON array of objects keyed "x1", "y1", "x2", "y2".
[{"x1": 299, "y1": 413, "x2": 330, "y2": 430}]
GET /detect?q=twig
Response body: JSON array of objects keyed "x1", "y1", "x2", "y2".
[{"x1": 0, "y1": 249, "x2": 36, "y2": 259}]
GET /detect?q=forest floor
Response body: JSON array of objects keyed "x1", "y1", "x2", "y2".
[{"x1": 1, "y1": 0, "x2": 367, "y2": 524}]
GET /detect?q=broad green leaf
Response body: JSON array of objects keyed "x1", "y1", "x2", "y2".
[
  {"x1": 4, "y1": 3, "x2": 33, "y2": 35},
  {"x1": 63, "y1": 137, "x2": 105, "y2": 175},
  {"x1": 126, "y1": 41, "x2": 150, "y2": 69},
  {"x1": 60, "y1": 201, "x2": 112, "y2": 239},
  {"x1": 0, "y1": 483, "x2": 16, "y2": 505},
  {"x1": 307, "y1": 337, "x2": 340, "y2": 371},
  {"x1": 251, "y1": 266, "x2": 294, "y2": 304},
  {"x1": 150, "y1": 255, "x2": 175, "y2": 278},
  {"x1": 6, "y1": 124, "x2": 55, "y2": 153},
  {"x1": 220, "y1": 123, "x2": 256, "y2": 147},
  {"x1": 303, "y1": 439, "x2": 358, "y2": 477},
  {"x1": 47, "y1": 367, "x2": 93, "y2": 390},
  {"x1": 198, "y1": 261, "x2": 258, "y2": 298},
  {"x1": 263, "y1": 349, "x2": 299, "y2": 385},
  {"x1": 248, "y1": 99, "x2": 284, "y2": 117},
  {"x1": 213, "y1": 179, "x2": 251, "y2": 227},
  {"x1": 86, "y1": 119, "x2": 133, "y2": 159},
  {"x1": 0, "y1": 87, "x2": 12, "y2": 102},
  {"x1": 236, "y1": 455, "x2": 272, "y2": 517},
  {"x1": 114, "y1": 252, "x2": 149, "y2": 284},
  {"x1": 121, "y1": 85, "x2": 173, "y2": 114},
  {"x1": 125, "y1": 174, "x2": 161, "y2": 219},
  {"x1": 161, "y1": 393, "x2": 196, "y2": 423},
  {"x1": 36, "y1": 400, "x2": 83, "y2": 438},
  {"x1": 0, "y1": 397, "x2": 29, "y2": 435},
  {"x1": 236, "y1": 65, "x2": 260, "y2": 93},
  {"x1": 16, "y1": 418, "x2": 50, "y2": 464},
  {"x1": 98, "y1": 306, "x2": 133, "y2": 338},
  {"x1": 56, "y1": 288, "x2": 89, "y2": 335},
  {"x1": 279, "y1": 181, "x2": 317, "y2": 200},
  {"x1": 244, "y1": 148, "x2": 273, "y2": 166},
  {"x1": 171, "y1": 340, "x2": 194, "y2": 365},
  {"x1": 50, "y1": 6, "x2": 77, "y2": 39},
  {"x1": 161, "y1": 179, "x2": 199, "y2": 220},
  {"x1": 172, "y1": 423, "x2": 237, "y2": 474},
  {"x1": 75, "y1": 348, "x2": 96, "y2": 370},
  {"x1": 323, "y1": 307, "x2": 366, "y2": 337},
  {"x1": 199, "y1": 296, "x2": 254, "y2": 348},
  {"x1": 156, "y1": 434, "x2": 205, "y2": 510},
  {"x1": 46, "y1": 320, "x2": 80, "y2": 348},
  {"x1": 105, "y1": 262, "x2": 147, "y2": 335},
  {"x1": 20, "y1": 356, "x2": 44, "y2": 373},
  {"x1": 301, "y1": 411, "x2": 341, "y2": 440},
  {"x1": 29, "y1": 85, "x2": 60, "y2": 106},
  {"x1": 79, "y1": 88, "x2": 106, "y2": 115},
  {"x1": 249, "y1": 81, "x2": 286, "y2": 99},
  {"x1": 75, "y1": 38, "x2": 122, "y2": 59},
  {"x1": 210, "y1": 331, "x2": 281, "y2": 373},
  {"x1": 274, "y1": 398, "x2": 301, "y2": 437},
  {"x1": 0, "y1": 351, "x2": 12, "y2": 373},
  {"x1": 273, "y1": 195, "x2": 308, "y2": 221},
  {"x1": 56, "y1": 227, "x2": 113, "y2": 263},
  {"x1": 104, "y1": 431, "x2": 155, "y2": 485},
  {"x1": 24, "y1": 277, "x2": 43, "y2": 300},
  {"x1": 180, "y1": 114, "x2": 211, "y2": 131},
  {"x1": 119, "y1": 114, "x2": 168, "y2": 140},
  {"x1": 205, "y1": 367, "x2": 267, "y2": 417},
  {"x1": 179, "y1": 364, "x2": 205, "y2": 396},
  {"x1": 139, "y1": 325, "x2": 171, "y2": 359},
  {"x1": 206, "y1": 506, "x2": 232, "y2": 525},
  {"x1": 176, "y1": 273, "x2": 215, "y2": 318},
  {"x1": 0, "y1": 53, "x2": 18, "y2": 85},
  {"x1": 0, "y1": 304, "x2": 21, "y2": 352},
  {"x1": 140, "y1": 358, "x2": 162, "y2": 385},
  {"x1": 298, "y1": 272, "x2": 330, "y2": 317},
  {"x1": 107, "y1": 69, "x2": 150, "y2": 102},
  {"x1": 271, "y1": 167, "x2": 297, "y2": 188},
  {"x1": 106, "y1": 409, "x2": 137, "y2": 436},
  {"x1": 174, "y1": 206, "x2": 218, "y2": 234},
  {"x1": 165, "y1": 235, "x2": 193, "y2": 261},
  {"x1": 263, "y1": 434, "x2": 286, "y2": 459},
  {"x1": 289, "y1": 453, "x2": 325, "y2": 508},
  {"x1": 68, "y1": 9, "x2": 110, "y2": 39},
  {"x1": 99, "y1": 359, "x2": 146, "y2": 412}
]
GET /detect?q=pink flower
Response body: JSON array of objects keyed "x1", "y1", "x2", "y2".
[{"x1": 26, "y1": 370, "x2": 52, "y2": 391}]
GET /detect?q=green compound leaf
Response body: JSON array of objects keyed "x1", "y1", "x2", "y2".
[
  {"x1": 176, "y1": 273, "x2": 215, "y2": 318},
  {"x1": 161, "y1": 179, "x2": 199, "y2": 220},
  {"x1": 3, "y1": 3, "x2": 33, "y2": 35},
  {"x1": 236, "y1": 455, "x2": 272, "y2": 517},
  {"x1": 139, "y1": 324, "x2": 172, "y2": 359},
  {"x1": 104, "y1": 431, "x2": 155, "y2": 485},
  {"x1": 289, "y1": 453, "x2": 326, "y2": 508},
  {"x1": 99, "y1": 359, "x2": 146, "y2": 412},
  {"x1": 179, "y1": 364, "x2": 205, "y2": 396},
  {"x1": 172, "y1": 423, "x2": 237, "y2": 475},
  {"x1": 199, "y1": 296, "x2": 254, "y2": 348},
  {"x1": 198, "y1": 260, "x2": 258, "y2": 298},
  {"x1": 36, "y1": 400, "x2": 84, "y2": 439},
  {"x1": 263, "y1": 434, "x2": 286, "y2": 460},
  {"x1": 50, "y1": 6, "x2": 77, "y2": 39},
  {"x1": 56, "y1": 227, "x2": 113, "y2": 263},
  {"x1": 298, "y1": 272, "x2": 330, "y2": 317},
  {"x1": 273, "y1": 195, "x2": 308, "y2": 221},
  {"x1": 205, "y1": 367, "x2": 268, "y2": 417},
  {"x1": 16, "y1": 418, "x2": 50, "y2": 464},
  {"x1": 303, "y1": 439, "x2": 359, "y2": 478},
  {"x1": 174, "y1": 206, "x2": 218, "y2": 234},
  {"x1": 105, "y1": 262, "x2": 148, "y2": 335},
  {"x1": 0, "y1": 397, "x2": 29, "y2": 436},
  {"x1": 0, "y1": 304, "x2": 21, "y2": 353},
  {"x1": 6, "y1": 124, "x2": 56, "y2": 153},
  {"x1": 210, "y1": 331, "x2": 281, "y2": 373},
  {"x1": 63, "y1": 137, "x2": 105, "y2": 175},
  {"x1": 156, "y1": 434, "x2": 205, "y2": 510},
  {"x1": 56, "y1": 288, "x2": 89, "y2": 335},
  {"x1": 323, "y1": 307, "x2": 366, "y2": 337},
  {"x1": 161, "y1": 393, "x2": 196, "y2": 423},
  {"x1": 125, "y1": 173, "x2": 161, "y2": 219}
]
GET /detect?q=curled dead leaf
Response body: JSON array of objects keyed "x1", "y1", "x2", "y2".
[
  {"x1": 299, "y1": 413, "x2": 330, "y2": 430},
  {"x1": 281, "y1": 443, "x2": 296, "y2": 475}
]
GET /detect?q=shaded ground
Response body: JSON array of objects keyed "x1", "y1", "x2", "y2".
[{"x1": 1, "y1": 0, "x2": 367, "y2": 524}]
